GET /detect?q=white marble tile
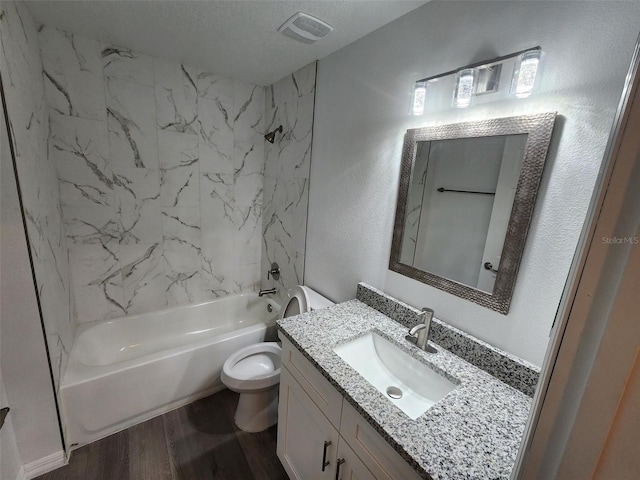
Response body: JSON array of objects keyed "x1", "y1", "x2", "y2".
[
  {"x1": 69, "y1": 242, "x2": 125, "y2": 322},
  {"x1": 234, "y1": 172, "x2": 263, "y2": 209},
  {"x1": 119, "y1": 242, "x2": 167, "y2": 314},
  {"x1": 234, "y1": 138, "x2": 265, "y2": 176},
  {"x1": 200, "y1": 172, "x2": 235, "y2": 238},
  {"x1": 102, "y1": 45, "x2": 154, "y2": 86},
  {"x1": 233, "y1": 82, "x2": 264, "y2": 142},
  {"x1": 166, "y1": 271, "x2": 204, "y2": 306},
  {"x1": 162, "y1": 207, "x2": 202, "y2": 273},
  {"x1": 234, "y1": 263, "x2": 261, "y2": 293},
  {"x1": 39, "y1": 26, "x2": 106, "y2": 120},
  {"x1": 197, "y1": 95, "x2": 234, "y2": 174},
  {"x1": 155, "y1": 59, "x2": 198, "y2": 134},
  {"x1": 261, "y1": 63, "x2": 315, "y2": 292},
  {"x1": 63, "y1": 205, "x2": 121, "y2": 245},
  {"x1": 106, "y1": 78, "x2": 159, "y2": 171},
  {"x1": 113, "y1": 168, "x2": 162, "y2": 244},
  {"x1": 157, "y1": 130, "x2": 199, "y2": 168},
  {"x1": 201, "y1": 236, "x2": 236, "y2": 298},
  {"x1": 197, "y1": 71, "x2": 234, "y2": 104},
  {"x1": 234, "y1": 139, "x2": 264, "y2": 208},
  {"x1": 235, "y1": 204, "x2": 262, "y2": 241},
  {"x1": 160, "y1": 164, "x2": 200, "y2": 208},
  {"x1": 49, "y1": 113, "x2": 114, "y2": 207},
  {"x1": 157, "y1": 130, "x2": 200, "y2": 207},
  {"x1": 234, "y1": 234, "x2": 261, "y2": 266},
  {"x1": 292, "y1": 62, "x2": 317, "y2": 97},
  {"x1": 2, "y1": 2, "x2": 75, "y2": 391}
]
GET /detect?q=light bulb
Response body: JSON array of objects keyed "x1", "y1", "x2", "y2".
[
  {"x1": 512, "y1": 50, "x2": 543, "y2": 98},
  {"x1": 412, "y1": 81, "x2": 426, "y2": 116},
  {"x1": 453, "y1": 68, "x2": 477, "y2": 108}
]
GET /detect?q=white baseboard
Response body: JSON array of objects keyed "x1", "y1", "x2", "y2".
[
  {"x1": 13, "y1": 465, "x2": 26, "y2": 480},
  {"x1": 23, "y1": 451, "x2": 66, "y2": 479}
]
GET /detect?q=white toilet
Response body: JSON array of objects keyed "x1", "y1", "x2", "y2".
[{"x1": 221, "y1": 285, "x2": 334, "y2": 432}]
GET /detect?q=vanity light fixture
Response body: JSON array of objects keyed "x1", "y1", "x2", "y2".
[
  {"x1": 412, "y1": 81, "x2": 427, "y2": 115},
  {"x1": 453, "y1": 68, "x2": 477, "y2": 108},
  {"x1": 511, "y1": 49, "x2": 544, "y2": 98},
  {"x1": 411, "y1": 46, "x2": 543, "y2": 114}
]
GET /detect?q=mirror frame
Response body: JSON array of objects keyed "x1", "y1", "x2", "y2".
[{"x1": 389, "y1": 112, "x2": 557, "y2": 314}]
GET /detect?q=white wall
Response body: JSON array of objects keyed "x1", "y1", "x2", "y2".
[{"x1": 306, "y1": 0, "x2": 640, "y2": 366}]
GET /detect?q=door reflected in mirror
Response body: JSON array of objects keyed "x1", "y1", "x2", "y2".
[
  {"x1": 389, "y1": 113, "x2": 556, "y2": 314},
  {"x1": 400, "y1": 135, "x2": 527, "y2": 293}
]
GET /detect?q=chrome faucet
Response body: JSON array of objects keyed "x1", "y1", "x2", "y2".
[
  {"x1": 258, "y1": 288, "x2": 278, "y2": 297},
  {"x1": 405, "y1": 307, "x2": 437, "y2": 353}
]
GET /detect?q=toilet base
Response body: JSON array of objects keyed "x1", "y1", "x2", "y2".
[{"x1": 234, "y1": 386, "x2": 279, "y2": 433}]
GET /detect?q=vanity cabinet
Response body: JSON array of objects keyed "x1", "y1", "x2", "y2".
[{"x1": 277, "y1": 336, "x2": 422, "y2": 480}]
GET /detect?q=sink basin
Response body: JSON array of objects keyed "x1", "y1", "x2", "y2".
[{"x1": 333, "y1": 332, "x2": 457, "y2": 419}]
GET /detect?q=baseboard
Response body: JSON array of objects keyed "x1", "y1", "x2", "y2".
[
  {"x1": 13, "y1": 465, "x2": 27, "y2": 480},
  {"x1": 23, "y1": 451, "x2": 66, "y2": 479}
]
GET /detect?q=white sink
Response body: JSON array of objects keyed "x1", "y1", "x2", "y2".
[{"x1": 333, "y1": 332, "x2": 457, "y2": 419}]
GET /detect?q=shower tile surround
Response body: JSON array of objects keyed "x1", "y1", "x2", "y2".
[
  {"x1": 277, "y1": 296, "x2": 533, "y2": 479},
  {"x1": 38, "y1": 25, "x2": 267, "y2": 322},
  {"x1": 0, "y1": 2, "x2": 74, "y2": 390},
  {"x1": 261, "y1": 63, "x2": 316, "y2": 301},
  {"x1": 356, "y1": 283, "x2": 540, "y2": 396}
]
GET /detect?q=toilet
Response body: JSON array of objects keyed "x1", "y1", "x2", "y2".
[{"x1": 221, "y1": 285, "x2": 334, "y2": 432}]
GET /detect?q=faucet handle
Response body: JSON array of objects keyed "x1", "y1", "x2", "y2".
[{"x1": 267, "y1": 262, "x2": 280, "y2": 281}]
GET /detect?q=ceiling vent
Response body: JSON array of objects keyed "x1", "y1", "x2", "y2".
[{"x1": 278, "y1": 12, "x2": 333, "y2": 44}]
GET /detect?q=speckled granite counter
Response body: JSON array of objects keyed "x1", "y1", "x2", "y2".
[{"x1": 277, "y1": 299, "x2": 532, "y2": 480}]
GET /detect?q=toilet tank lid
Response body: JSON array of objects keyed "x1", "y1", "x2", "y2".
[{"x1": 299, "y1": 286, "x2": 334, "y2": 310}]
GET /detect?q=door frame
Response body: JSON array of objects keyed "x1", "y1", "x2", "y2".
[{"x1": 512, "y1": 32, "x2": 640, "y2": 479}]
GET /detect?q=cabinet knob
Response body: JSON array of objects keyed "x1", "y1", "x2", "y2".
[{"x1": 322, "y1": 440, "x2": 332, "y2": 471}]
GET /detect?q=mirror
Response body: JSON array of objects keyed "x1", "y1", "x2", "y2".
[{"x1": 390, "y1": 113, "x2": 556, "y2": 314}]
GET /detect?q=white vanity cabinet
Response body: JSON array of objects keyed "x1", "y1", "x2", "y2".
[{"x1": 277, "y1": 336, "x2": 423, "y2": 480}]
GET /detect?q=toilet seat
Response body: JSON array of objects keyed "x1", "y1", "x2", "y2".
[{"x1": 221, "y1": 342, "x2": 281, "y2": 392}]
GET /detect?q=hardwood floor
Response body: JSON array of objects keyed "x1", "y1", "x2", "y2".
[{"x1": 37, "y1": 389, "x2": 289, "y2": 480}]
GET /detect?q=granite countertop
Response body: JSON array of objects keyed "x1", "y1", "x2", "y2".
[{"x1": 277, "y1": 299, "x2": 532, "y2": 480}]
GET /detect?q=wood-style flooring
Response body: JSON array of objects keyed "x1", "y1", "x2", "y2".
[{"x1": 36, "y1": 389, "x2": 289, "y2": 480}]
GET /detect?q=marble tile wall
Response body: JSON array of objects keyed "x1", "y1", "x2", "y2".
[
  {"x1": 39, "y1": 26, "x2": 265, "y2": 323},
  {"x1": 0, "y1": 2, "x2": 74, "y2": 390},
  {"x1": 262, "y1": 63, "x2": 317, "y2": 303}
]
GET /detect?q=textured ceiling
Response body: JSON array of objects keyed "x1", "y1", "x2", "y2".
[{"x1": 24, "y1": 0, "x2": 429, "y2": 86}]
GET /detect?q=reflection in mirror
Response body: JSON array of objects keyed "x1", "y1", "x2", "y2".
[
  {"x1": 400, "y1": 135, "x2": 527, "y2": 293},
  {"x1": 390, "y1": 113, "x2": 556, "y2": 314}
]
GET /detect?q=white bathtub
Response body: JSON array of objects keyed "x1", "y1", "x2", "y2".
[{"x1": 61, "y1": 293, "x2": 281, "y2": 449}]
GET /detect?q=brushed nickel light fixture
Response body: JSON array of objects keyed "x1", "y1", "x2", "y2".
[{"x1": 410, "y1": 47, "x2": 544, "y2": 115}]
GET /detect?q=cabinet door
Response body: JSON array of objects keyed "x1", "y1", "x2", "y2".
[
  {"x1": 336, "y1": 438, "x2": 376, "y2": 480},
  {"x1": 278, "y1": 366, "x2": 339, "y2": 480},
  {"x1": 340, "y1": 401, "x2": 423, "y2": 480}
]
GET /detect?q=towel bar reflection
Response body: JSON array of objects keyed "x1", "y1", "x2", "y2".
[
  {"x1": 437, "y1": 187, "x2": 495, "y2": 195},
  {"x1": 484, "y1": 262, "x2": 499, "y2": 273}
]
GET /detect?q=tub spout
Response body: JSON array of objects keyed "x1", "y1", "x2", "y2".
[{"x1": 258, "y1": 288, "x2": 278, "y2": 297}]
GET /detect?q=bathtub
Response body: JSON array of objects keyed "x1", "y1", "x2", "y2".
[{"x1": 61, "y1": 293, "x2": 281, "y2": 449}]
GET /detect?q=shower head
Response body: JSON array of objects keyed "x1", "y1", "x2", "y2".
[{"x1": 264, "y1": 125, "x2": 283, "y2": 144}]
